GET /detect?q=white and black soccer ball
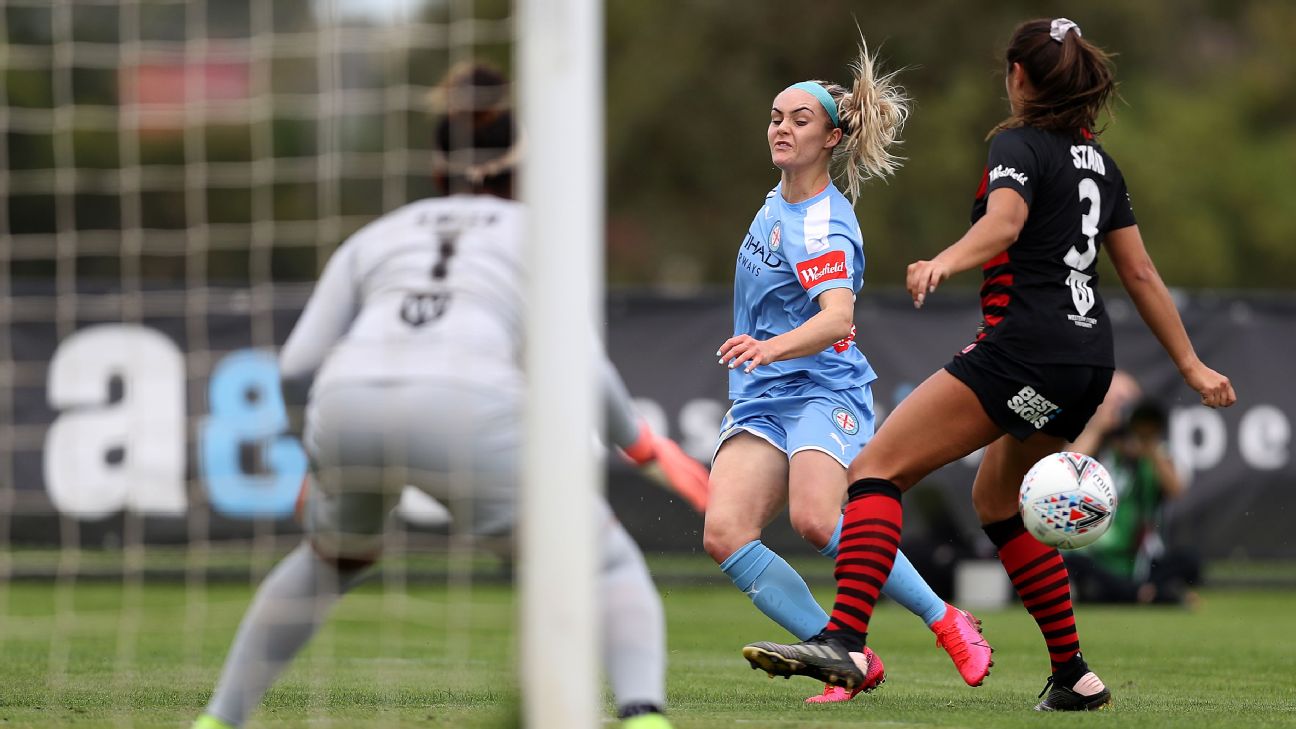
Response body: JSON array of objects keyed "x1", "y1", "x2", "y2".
[{"x1": 1018, "y1": 451, "x2": 1117, "y2": 550}]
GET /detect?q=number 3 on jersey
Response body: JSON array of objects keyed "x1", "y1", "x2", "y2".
[{"x1": 1063, "y1": 177, "x2": 1099, "y2": 318}]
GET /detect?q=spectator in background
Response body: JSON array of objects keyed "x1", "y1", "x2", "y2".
[{"x1": 1067, "y1": 371, "x2": 1201, "y2": 605}]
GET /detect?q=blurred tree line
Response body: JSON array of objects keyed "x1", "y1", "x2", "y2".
[
  {"x1": 606, "y1": 0, "x2": 1296, "y2": 291},
  {"x1": 2, "y1": 0, "x2": 1292, "y2": 291}
]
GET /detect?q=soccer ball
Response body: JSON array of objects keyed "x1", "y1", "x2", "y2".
[{"x1": 1018, "y1": 451, "x2": 1116, "y2": 550}]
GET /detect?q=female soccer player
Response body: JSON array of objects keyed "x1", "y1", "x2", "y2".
[
  {"x1": 741, "y1": 18, "x2": 1236, "y2": 711},
  {"x1": 192, "y1": 64, "x2": 704, "y2": 729},
  {"x1": 705, "y1": 38, "x2": 993, "y2": 704}
]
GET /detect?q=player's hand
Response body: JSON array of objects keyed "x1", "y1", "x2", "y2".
[
  {"x1": 717, "y1": 334, "x2": 774, "y2": 374},
  {"x1": 1182, "y1": 362, "x2": 1236, "y2": 409},
  {"x1": 906, "y1": 259, "x2": 952, "y2": 309}
]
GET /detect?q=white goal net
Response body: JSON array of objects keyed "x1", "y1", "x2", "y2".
[{"x1": 0, "y1": 0, "x2": 599, "y2": 726}]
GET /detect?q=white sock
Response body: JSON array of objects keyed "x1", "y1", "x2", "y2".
[
  {"x1": 600, "y1": 521, "x2": 666, "y2": 713},
  {"x1": 204, "y1": 543, "x2": 369, "y2": 727}
]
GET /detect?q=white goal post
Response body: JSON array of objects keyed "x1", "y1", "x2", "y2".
[
  {"x1": 518, "y1": 1, "x2": 604, "y2": 728},
  {"x1": 0, "y1": 0, "x2": 605, "y2": 725}
]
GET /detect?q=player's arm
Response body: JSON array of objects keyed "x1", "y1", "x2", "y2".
[
  {"x1": 1105, "y1": 224, "x2": 1235, "y2": 409},
  {"x1": 280, "y1": 244, "x2": 359, "y2": 382},
  {"x1": 909, "y1": 188, "x2": 1028, "y2": 308},
  {"x1": 718, "y1": 287, "x2": 854, "y2": 373}
]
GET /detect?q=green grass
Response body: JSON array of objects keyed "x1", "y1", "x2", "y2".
[{"x1": 1, "y1": 571, "x2": 1294, "y2": 728}]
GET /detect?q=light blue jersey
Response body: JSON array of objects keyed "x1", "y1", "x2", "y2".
[{"x1": 730, "y1": 181, "x2": 876, "y2": 400}]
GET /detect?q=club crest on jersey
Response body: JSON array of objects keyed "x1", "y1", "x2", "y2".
[
  {"x1": 831, "y1": 407, "x2": 859, "y2": 435},
  {"x1": 769, "y1": 221, "x2": 782, "y2": 252},
  {"x1": 795, "y1": 250, "x2": 847, "y2": 290}
]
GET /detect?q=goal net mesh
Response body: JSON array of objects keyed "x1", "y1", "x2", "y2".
[{"x1": 0, "y1": 0, "x2": 526, "y2": 725}]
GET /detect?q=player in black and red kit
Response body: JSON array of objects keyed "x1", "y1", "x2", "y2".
[{"x1": 740, "y1": 18, "x2": 1236, "y2": 710}]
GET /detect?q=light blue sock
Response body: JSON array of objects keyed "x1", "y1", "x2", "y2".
[
  {"x1": 720, "y1": 540, "x2": 828, "y2": 641},
  {"x1": 820, "y1": 514, "x2": 948, "y2": 627},
  {"x1": 817, "y1": 518, "x2": 842, "y2": 559},
  {"x1": 884, "y1": 549, "x2": 948, "y2": 627}
]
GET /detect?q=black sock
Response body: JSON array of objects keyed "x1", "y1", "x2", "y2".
[
  {"x1": 1053, "y1": 652, "x2": 1090, "y2": 686},
  {"x1": 825, "y1": 628, "x2": 865, "y2": 654}
]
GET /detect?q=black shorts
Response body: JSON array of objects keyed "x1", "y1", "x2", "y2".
[{"x1": 943, "y1": 342, "x2": 1113, "y2": 442}]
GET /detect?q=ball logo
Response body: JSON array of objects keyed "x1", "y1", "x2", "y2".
[
  {"x1": 1019, "y1": 451, "x2": 1117, "y2": 550},
  {"x1": 831, "y1": 407, "x2": 859, "y2": 435},
  {"x1": 1028, "y1": 493, "x2": 1111, "y2": 535},
  {"x1": 769, "y1": 221, "x2": 782, "y2": 252},
  {"x1": 795, "y1": 250, "x2": 848, "y2": 290}
]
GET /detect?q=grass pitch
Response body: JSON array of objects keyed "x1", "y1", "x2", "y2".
[{"x1": 1, "y1": 566, "x2": 1294, "y2": 728}]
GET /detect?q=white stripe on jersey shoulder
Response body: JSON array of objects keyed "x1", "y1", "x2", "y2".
[
  {"x1": 765, "y1": 187, "x2": 777, "y2": 199},
  {"x1": 803, "y1": 196, "x2": 833, "y2": 254}
]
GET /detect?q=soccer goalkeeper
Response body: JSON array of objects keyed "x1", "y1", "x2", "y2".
[{"x1": 192, "y1": 63, "x2": 704, "y2": 729}]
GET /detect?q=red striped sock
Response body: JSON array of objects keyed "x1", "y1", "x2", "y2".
[
  {"x1": 825, "y1": 478, "x2": 902, "y2": 647},
  {"x1": 984, "y1": 514, "x2": 1079, "y2": 671}
]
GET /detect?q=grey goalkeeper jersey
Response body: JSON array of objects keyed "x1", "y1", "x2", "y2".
[
  {"x1": 281, "y1": 194, "x2": 526, "y2": 393},
  {"x1": 280, "y1": 193, "x2": 643, "y2": 450}
]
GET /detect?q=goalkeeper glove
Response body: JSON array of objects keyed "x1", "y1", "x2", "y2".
[{"x1": 621, "y1": 422, "x2": 709, "y2": 513}]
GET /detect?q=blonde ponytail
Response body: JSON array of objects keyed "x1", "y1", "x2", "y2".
[{"x1": 819, "y1": 38, "x2": 910, "y2": 202}]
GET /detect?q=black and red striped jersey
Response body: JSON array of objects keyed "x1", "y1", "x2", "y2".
[{"x1": 968, "y1": 126, "x2": 1136, "y2": 367}]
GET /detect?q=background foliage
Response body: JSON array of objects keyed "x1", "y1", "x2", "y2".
[
  {"x1": 605, "y1": 0, "x2": 1296, "y2": 291},
  {"x1": 3, "y1": 1, "x2": 1292, "y2": 290}
]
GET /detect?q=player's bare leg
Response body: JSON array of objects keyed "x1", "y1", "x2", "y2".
[
  {"x1": 705, "y1": 433, "x2": 790, "y2": 561},
  {"x1": 744, "y1": 370, "x2": 999, "y2": 689},
  {"x1": 788, "y1": 449, "x2": 888, "y2": 701},
  {"x1": 708, "y1": 434, "x2": 836, "y2": 635}
]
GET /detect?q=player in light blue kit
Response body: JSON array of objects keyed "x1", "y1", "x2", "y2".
[{"x1": 703, "y1": 36, "x2": 994, "y2": 703}]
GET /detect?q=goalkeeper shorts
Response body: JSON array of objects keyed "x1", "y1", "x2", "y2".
[{"x1": 300, "y1": 379, "x2": 520, "y2": 558}]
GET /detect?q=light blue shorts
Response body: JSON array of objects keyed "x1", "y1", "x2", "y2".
[{"x1": 715, "y1": 380, "x2": 875, "y2": 468}]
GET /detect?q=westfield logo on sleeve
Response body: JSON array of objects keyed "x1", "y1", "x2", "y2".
[{"x1": 796, "y1": 250, "x2": 847, "y2": 289}]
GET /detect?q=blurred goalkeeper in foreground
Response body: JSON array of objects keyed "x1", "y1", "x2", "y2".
[{"x1": 193, "y1": 63, "x2": 706, "y2": 729}]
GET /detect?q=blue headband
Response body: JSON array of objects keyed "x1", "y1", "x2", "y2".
[{"x1": 787, "y1": 81, "x2": 840, "y2": 128}]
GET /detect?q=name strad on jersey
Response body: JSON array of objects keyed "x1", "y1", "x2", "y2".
[
  {"x1": 989, "y1": 165, "x2": 1029, "y2": 186},
  {"x1": 1070, "y1": 145, "x2": 1107, "y2": 175},
  {"x1": 796, "y1": 250, "x2": 848, "y2": 290}
]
